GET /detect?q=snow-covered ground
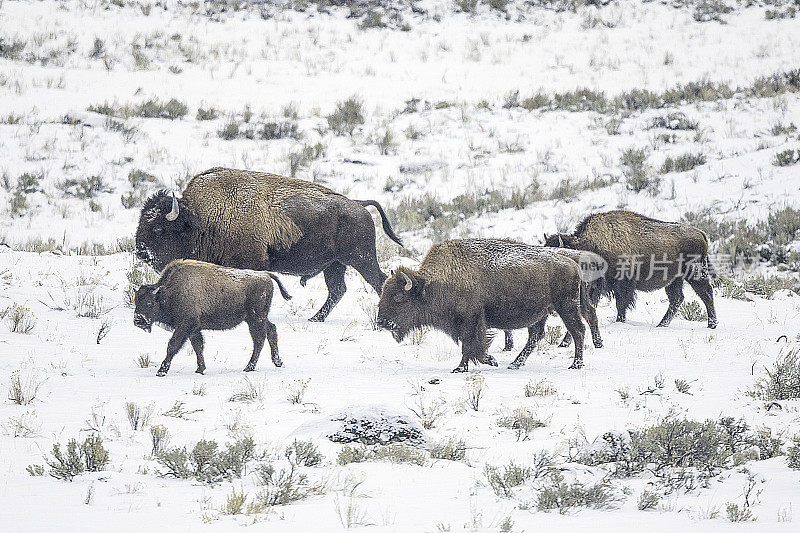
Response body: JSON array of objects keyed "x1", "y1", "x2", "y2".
[{"x1": 2, "y1": 0, "x2": 800, "y2": 530}]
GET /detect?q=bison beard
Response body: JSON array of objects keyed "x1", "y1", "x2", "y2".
[
  {"x1": 133, "y1": 260, "x2": 288, "y2": 376},
  {"x1": 544, "y1": 210, "x2": 717, "y2": 329},
  {"x1": 377, "y1": 239, "x2": 587, "y2": 373},
  {"x1": 134, "y1": 167, "x2": 403, "y2": 322}
]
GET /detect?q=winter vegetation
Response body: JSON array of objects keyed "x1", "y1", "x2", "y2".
[{"x1": 2, "y1": 0, "x2": 800, "y2": 530}]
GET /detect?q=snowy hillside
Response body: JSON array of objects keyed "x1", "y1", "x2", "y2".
[{"x1": 2, "y1": 0, "x2": 800, "y2": 530}]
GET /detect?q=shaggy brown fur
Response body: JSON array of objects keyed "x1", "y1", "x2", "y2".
[
  {"x1": 376, "y1": 239, "x2": 586, "y2": 372},
  {"x1": 184, "y1": 167, "x2": 335, "y2": 262},
  {"x1": 133, "y1": 259, "x2": 286, "y2": 376},
  {"x1": 545, "y1": 210, "x2": 716, "y2": 328}
]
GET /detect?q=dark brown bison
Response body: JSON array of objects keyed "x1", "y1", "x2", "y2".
[
  {"x1": 545, "y1": 210, "x2": 716, "y2": 329},
  {"x1": 133, "y1": 259, "x2": 290, "y2": 376},
  {"x1": 501, "y1": 246, "x2": 606, "y2": 350},
  {"x1": 376, "y1": 239, "x2": 587, "y2": 372},
  {"x1": 135, "y1": 167, "x2": 403, "y2": 322}
]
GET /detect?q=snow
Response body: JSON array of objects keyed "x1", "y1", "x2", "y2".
[{"x1": 1, "y1": 0, "x2": 800, "y2": 530}]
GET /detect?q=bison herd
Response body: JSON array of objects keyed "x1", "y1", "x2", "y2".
[{"x1": 133, "y1": 167, "x2": 717, "y2": 375}]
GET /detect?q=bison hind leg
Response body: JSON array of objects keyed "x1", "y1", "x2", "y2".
[
  {"x1": 309, "y1": 262, "x2": 347, "y2": 322},
  {"x1": 687, "y1": 276, "x2": 717, "y2": 329},
  {"x1": 508, "y1": 321, "x2": 545, "y2": 369},
  {"x1": 189, "y1": 332, "x2": 205, "y2": 374},
  {"x1": 553, "y1": 302, "x2": 585, "y2": 369}
]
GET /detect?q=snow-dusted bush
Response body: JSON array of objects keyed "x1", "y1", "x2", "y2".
[
  {"x1": 621, "y1": 147, "x2": 660, "y2": 195},
  {"x1": 43, "y1": 435, "x2": 109, "y2": 481},
  {"x1": 326, "y1": 96, "x2": 365, "y2": 136},
  {"x1": 677, "y1": 301, "x2": 707, "y2": 321},
  {"x1": 337, "y1": 445, "x2": 369, "y2": 465},
  {"x1": 750, "y1": 349, "x2": 800, "y2": 401},
  {"x1": 124, "y1": 402, "x2": 153, "y2": 431},
  {"x1": 429, "y1": 436, "x2": 467, "y2": 462},
  {"x1": 150, "y1": 425, "x2": 170, "y2": 455},
  {"x1": 254, "y1": 462, "x2": 312, "y2": 505},
  {"x1": 286, "y1": 439, "x2": 323, "y2": 467},
  {"x1": 536, "y1": 472, "x2": 618, "y2": 513},
  {"x1": 497, "y1": 407, "x2": 546, "y2": 441},
  {"x1": 157, "y1": 437, "x2": 257, "y2": 483},
  {"x1": 660, "y1": 152, "x2": 707, "y2": 174},
  {"x1": 7, "y1": 370, "x2": 42, "y2": 405},
  {"x1": 5, "y1": 304, "x2": 36, "y2": 334}
]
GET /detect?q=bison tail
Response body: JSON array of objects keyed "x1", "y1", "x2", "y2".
[
  {"x1": 585, "y1": 276, "x2": 607, "y2": 307},
  {"x1": 269, "y1": 274, "x2": 292, "y2": 301},
  {"x1": 357, "y1": 200, "x2": 404, "y2": 248}
]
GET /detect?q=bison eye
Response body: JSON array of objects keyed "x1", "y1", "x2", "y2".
[
  {"x1": 153, "y1": 226, "x2": 164, "y2": 235},
  {"x1": 393, "y1": 294, "x2": 404, "y2": 303}
]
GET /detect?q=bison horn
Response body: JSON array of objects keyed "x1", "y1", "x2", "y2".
[
  {"x1": 165, "y1": 193, "x2": 179, "y2": 221},
  {"x1": 401, "y1": 271, "x2": 413, "y2": 291},
  {"x1": 558, "y1": 234, "x2": 564, "y2": 248}
]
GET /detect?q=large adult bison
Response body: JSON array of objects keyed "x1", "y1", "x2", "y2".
[
  {"x1": 545, "y1": 210, "x2": 717, "y2": 329},
  {"x1": 135, "y1": 167, "x2": 403, "y2": 322},
  {"x1": 133, "y1": 259, "x2": 290, "y2": 376},
  {"x1": 376, "y1": 239, "x2": 586, "y2": 372}
]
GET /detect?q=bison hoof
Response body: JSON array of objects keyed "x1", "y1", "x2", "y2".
[
  {"x1": 451, "y1": 366, "x2": 468, "y2": 373},
  {"x1": 558, "y1": 340, "x2": 571, "y2": 348},
  {"x1": 594, "y1": 340, "x2": 604, "y2": 348},
  {"x1": 507, "y1": 363, "x2": 521, "y2": 370},
  {"x1": 308, "y1": 314, "x2": 325, "y2": 323},
  {"x1": 707, "y1": 321, "x2": 717, "y2": 329},
  {"x1": 272, "y1": 359, "x2": 283, "y2": 368},
  {"x1": 482, "y1": 355, "x2": 498, "y2": 367},
  {"x1": 156, "y1": 369, "x2": 168, "y2": 377},
  {"x1": 568, "y1": 361, "x2": 584, "y2": 370},
  {"x1": 195, "y1": 368, "x2": 205, "y2": 375},
  {"x1": 243, "y1": 365, "x2": 256, "y2": 372}
]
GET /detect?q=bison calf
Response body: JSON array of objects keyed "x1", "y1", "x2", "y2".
[
  {"x1": 376, "y1": 239, "x2": 586, "y2": 372},
  {"x1": 133, "y1": 259, "x2": 289, "y2": 376}
]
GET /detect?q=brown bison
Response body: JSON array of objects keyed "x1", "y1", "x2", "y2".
[
  {"x1": 545, "y1": 210, "x2": 717, "y2": 329},
  {"x1": 133, "y1": 259, "x2": 290, "y2": 376},
  {"x1": 501, "y1": 246, "x2": 606, "y2": 350},
  {"x1": 376, "y1": 239, "x2": 587, "y2": 372},
  {"x1": 135, "y1": 167, "x2": 403, "y2": 322}
]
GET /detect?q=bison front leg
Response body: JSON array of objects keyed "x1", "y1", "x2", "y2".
[
  {"x1": 157, "y1": 324, "x2": 195, "y2": 377},
  {"x1": 657, "y1": 278, "x2": 684, "y2": 328},
  {"x1": 612, "y1": 280, "x2": 635, "y2": 323},
  {"x1": 453, "y1": 312, "x2": 488, "y2": 373},
  {"x1": 189, "y1": 332, "x2": 206, "y2": 375}
]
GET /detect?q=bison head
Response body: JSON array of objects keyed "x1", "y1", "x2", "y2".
[
  {"x1": 543, "y1": 232, "x2": 576, "y2": 249},
  {"x1": 377, "y1": 268, "x2": 430, "y2": 343},
  {"x1": 135, "y1": 190, "x2": 200, "y2": 272},
  {"x1": 133, "y1": 284, "x2": 163, "y2": 332}
]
